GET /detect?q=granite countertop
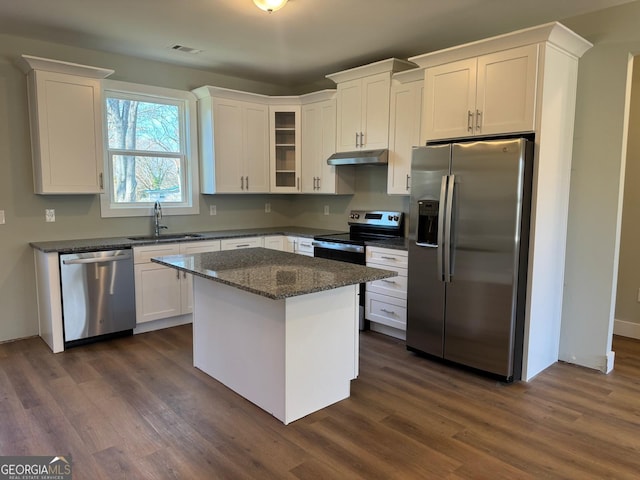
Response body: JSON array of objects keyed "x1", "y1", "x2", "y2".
[
  {"x1": 364, "y1": 236, "x2": 409, "y2": 251},
  {"x1": 29, "y1": 226, "x2": 346, "y2": 253},
  {"x1": 152, "y1": 248, "x2": 397, "y2": 300}
]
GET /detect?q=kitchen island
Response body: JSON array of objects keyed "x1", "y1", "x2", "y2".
[{"x1": 152, "y1": 247, "x2": 396, "y2": 424}]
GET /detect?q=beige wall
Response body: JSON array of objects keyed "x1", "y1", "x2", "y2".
[
  {"x1": 614, "y1": 59, "x2": 640, "y2": 332},
  {"x1": 0, "y1": 34, "x2": 407, "y2": 343},
  {"x1": 560, "y1": 1, "x2": 640, "y2": 370}
]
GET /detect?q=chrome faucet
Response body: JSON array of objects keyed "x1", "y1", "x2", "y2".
[{"x1": 153, "y1": 201, "x2": 167, "y2": 236}]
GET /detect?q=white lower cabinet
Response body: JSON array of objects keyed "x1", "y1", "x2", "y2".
[
  {"x1": 285, "y1": 236, "x2": 314, "y2": 256},
  {"x1": 133, "y1": 240, "x2": 221, "y2": 324},
  {"x1": 179, "y1": 240, "x2": 222, "y2": 313},
  {"x1": 220, "y1": 236, "x2": 264, "y2": 250},
  {"x1": 263, "y1": 235, "x2": 286, "y2": 251},
  {"x1": 133, "y1": 235, "x2": 312, "y2": 325},
  {"x1": 365, "y1": 246, "x2": 408, "y2": 340}
]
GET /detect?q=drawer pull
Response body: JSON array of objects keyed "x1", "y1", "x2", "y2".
[
  {"x1": 235, "y1": 244, "x2": 251, "y2": 248},
  {"x1": 380, "y1": 256, "x2": 397, "y2": 260},
  {"x1": 380, "y1": 308, "x2": 397, "y2": 315},
  {"x1": 381, "y1": 279, "x2": 397, "y2": 284}
]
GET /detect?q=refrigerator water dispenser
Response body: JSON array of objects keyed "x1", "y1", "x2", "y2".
[{"x1": 416, "y1": 200, "x2": 439, "y2": 246}]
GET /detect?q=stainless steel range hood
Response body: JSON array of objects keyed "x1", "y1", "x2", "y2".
[{"x1": 327, "y1": 149, "x2": 388, "y2": 166}]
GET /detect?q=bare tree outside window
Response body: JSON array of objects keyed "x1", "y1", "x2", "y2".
[{"x1": 106, "y1": 97, "x2": 184, "y2": 203}]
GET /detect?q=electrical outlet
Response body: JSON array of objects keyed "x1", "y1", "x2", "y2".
[
  {"x1": 210, "y1": 205, "x2": 217, "y2": 216},
  {"x1": 45, "y1": 209, "x2": 55, "y2": 223},
  {"x1": 265, "y1": 202, "x2": 271, "y2": 213},
  {"x1": 323, "y1": 205, "x2": 330, "y2": 215},
  {"x1": 0, "y1": 210, "x2": 4, "y2": 225}
]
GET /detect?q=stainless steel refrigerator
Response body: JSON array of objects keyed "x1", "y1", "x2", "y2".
[{"x1": 406, "y1": 137, "x2": 533, "y2": 382}]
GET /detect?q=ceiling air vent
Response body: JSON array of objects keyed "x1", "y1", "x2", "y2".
[{"x1": 170, "y1": 45, "x2": 203, "y2": 54}]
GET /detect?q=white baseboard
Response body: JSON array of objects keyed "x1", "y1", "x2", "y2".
[
  {"x1": 613, "y1": 318, "x2": 640, "y2": 339},
  {"x1": 134, "y1": 314, "x2": 192, "y2": 334},
  {"x1": 369, "y1": 322, "x2": 406, "y2": 341},
  {"x1": 558, "y1": 351, "x2": 614, "y2": 374},
  {"x1": 605, "y1": 350, "x2": 615, "y2": 374}
]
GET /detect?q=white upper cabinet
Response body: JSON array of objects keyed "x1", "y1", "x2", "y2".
[
  {"x1": 421, "y1": 44, "x2": 538, "y2": 141},
  {"x1": 300, "y1": 91, "x2": 354, "y2": 195},
  {"x1": 387, "y1": 69, "x2": 424, "y2": 195},
  {"x1": 327, "y1": 58, "x2": 416, "y2": 152},
  {"x1": 269, "y1": 103, "x2": 301, "y2": 193},
  {"x1": 193, "y1": 86, "x2": 270, "y2": 194},
  {"x1": 335, "y1": 74, "x2": 391, "y2": 152},
  {"x1": 19, "y1": 55, "x2": 113, "y2": 194}
]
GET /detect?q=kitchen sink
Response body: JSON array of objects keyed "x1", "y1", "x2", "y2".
[{"x1": 127, "y1": 233, "x2": 204, "y2": 242}]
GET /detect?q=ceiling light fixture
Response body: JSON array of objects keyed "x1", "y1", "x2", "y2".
[{"x1": 253, "y1": 0, "x2": 288, "y2": 13}]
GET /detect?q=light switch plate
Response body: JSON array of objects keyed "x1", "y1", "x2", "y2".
[
  {"x1": 209, "y1": 205, "x2": 217, "y2": 216},
  {"x1": 45, "y1": 209, "x2": 55, "y2": 222},
  {"x1": 324, "y1": 205, "x2": 330, "y2": 215},
  {"x1": 265, "y1": 203, "x2": 271, "y2": 213}
]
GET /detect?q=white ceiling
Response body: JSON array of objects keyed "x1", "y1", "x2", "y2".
[{"x1": 0, "y1": 0, "x2": 635, "y2": 88}]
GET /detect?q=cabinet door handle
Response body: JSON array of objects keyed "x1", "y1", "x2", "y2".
[
  {"x1": 467, "y1": 110, "x2": 473, "y2": 132},
  {"x1": 241, "y1": 176, "x2": 244, "y2": 190},
  {"x1": 355, "y1": 132, "x2": 359, "y2": 148},
  {"x1": 476, "y1": 110, "x2": 482, "y2": 131},
  {"x1": 359, "y1": 132, "x2": 364, "y2": 148},
  {"x1": 297, "y1": 176, "x2": 300, "y2": 191},
  {"x1": 406, "y1": 174, "x2": 410, "y2": 191},
  {"x1": 312, "y1": 177, "x2": 316, "y2": 189},
  {"x1": 99, "y1": 172, "x2": 104, "y2": 190},
  {"x1": 246, "y1": 176, "x2": 249, "y2": 190},
  {"x1": 316, "y1": 177, "x2": 320, "y2": 190},
  {"x1": 176, "y1": 270, "x2": 180, "y2": 279}
]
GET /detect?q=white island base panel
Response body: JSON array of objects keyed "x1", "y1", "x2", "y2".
[{"x1": 193, "y1": 277, "x2": 359, "y2": 425}]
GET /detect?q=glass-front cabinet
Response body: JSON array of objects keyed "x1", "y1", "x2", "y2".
[{"x1": 270, "y1": 105, "x2": 301, "y2": 193}]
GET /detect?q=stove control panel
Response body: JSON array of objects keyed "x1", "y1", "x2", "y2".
[{"x1": 348, "y1": 210, "x2": 403, "y2": 228}]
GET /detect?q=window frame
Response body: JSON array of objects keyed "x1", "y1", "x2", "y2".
[{"x1": 100, "y1": 80, "x2": 200, "y2": 218}]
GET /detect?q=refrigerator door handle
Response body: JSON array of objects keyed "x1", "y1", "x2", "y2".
[
  {"x1": 436, "y1": 175, "x2": 448, "y2": 282},
  {"x1": 444, "y1": 174, "x2": 455, "y2": 283}
]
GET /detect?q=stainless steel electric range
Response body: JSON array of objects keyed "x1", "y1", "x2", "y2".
[{"x1": 313, "y1": 210, "x2": 404, "y2": 328}]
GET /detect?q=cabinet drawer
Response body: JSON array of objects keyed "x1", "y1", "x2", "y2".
[
  {"x1": 133, "y1": 244, "x2": 180, "y2": 264},
  {"x1": 296, "y1": 238, "x2": 315, "y2": 256},
  {"x1": 180, "y1": 240, "x2": 221, "y2": 255},
  {"x1": 366, "y1": 247, "x2": 408, "y2": 268},
  {"x1": 366, "y1": 267, "x2": 407, "y2": 299},
  {"x1": 220, "y1": 237, "x2": 263, "y2": 250},
  {"x1": 263, "y1": 235, "x2": 285, "y2": 251},
  {"x1": 365, "y1": 292, "x2": 407, "y2": 331}
]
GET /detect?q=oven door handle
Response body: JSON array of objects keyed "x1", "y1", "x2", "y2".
[{"x1": 312, "y1": 241, "x2": 365, "y2": 254}]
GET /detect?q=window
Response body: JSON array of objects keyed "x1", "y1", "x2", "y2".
[{"x1": 100, "y1": 81, "x2": 199, "y2": 217}]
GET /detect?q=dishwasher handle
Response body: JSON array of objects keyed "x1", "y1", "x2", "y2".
[{"x1": 62, "y1": 252, "x2": 132, "y2": 265}]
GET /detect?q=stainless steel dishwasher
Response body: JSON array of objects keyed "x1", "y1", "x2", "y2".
[{"x1": 59, "y1": 249, "x2": 136, "y2": 347}]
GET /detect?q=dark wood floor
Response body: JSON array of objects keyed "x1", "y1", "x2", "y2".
[{"x1": 1, "y1": 326, "x2": 639, "y2": 479}]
